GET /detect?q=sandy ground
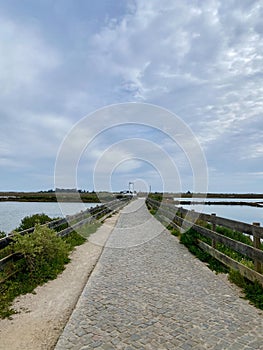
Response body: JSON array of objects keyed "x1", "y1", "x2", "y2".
[{"x1": 0, "y1": 213, "x2": 119, "y2": 350}]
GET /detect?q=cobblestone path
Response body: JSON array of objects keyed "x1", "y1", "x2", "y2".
[{"x1": 55, "y1": 199, "x2": 263, "y2": 350}]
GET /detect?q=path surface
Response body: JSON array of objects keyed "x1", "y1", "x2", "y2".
[{"x1": 55, "y1": 199, "x2": 263, "y2": 350}]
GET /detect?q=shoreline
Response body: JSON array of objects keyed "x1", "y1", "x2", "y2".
[{"x1": 1, "y1": 191, "x2": 263, "y2": 203}]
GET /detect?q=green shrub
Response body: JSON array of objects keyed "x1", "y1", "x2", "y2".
[
  {"x1": 149, "y1": 207, "x2": 157, "y2": 215},
  {"x1": 228, "y1": 270, "x2": 246, "y2": 288},
  {"x1": 0, "y1": 225, "x2": 87, "y2": 318},
  {"x1": 0, "y1": 231, "x2": 6, "y2": 238},
  {"x1": 167, "y1": 224, "x2": 180, "y2": 237},
  {"x1": 229, "y1": 270, "x2": 263, "y2": 310},
  {"x1": 11, "y1": 225, "x2": 70, "y2": 281},
  {"x1": 63, "y1": 231, "x2": 86, "y2": 249},
  {"x1": 148, "y1": 193, "x2": 163, "y2": 201},
  {"x1": 0, "y1": 211, "x2": 109, "y2": 318},
  {"x1": 180, "y1": 228, "x2": 228, "y2": 273},
  {"x1": 52, "y1": 221, "x2": 69, "y2": 232},
  {"x1": 180, "y1": 229, "x2": 211, "y2": 261},
  {"x1": 212, "y1": 227, "x2": 254, "y2": 269},
  {"x1": 244, "y1": 281, "x2": 263, "y2": 309},
  {"x1": 0, "y1": 244, "x2": 12, "y2": 260},
  {"x1": 15, "y1": 213, "x2": 54, "y2": 232},
  {"x1": 216, "y1": 226, "x2": 253, "y2": 246}
]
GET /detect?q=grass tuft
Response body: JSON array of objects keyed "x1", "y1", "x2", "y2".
[{"x1": 229, "y1": 270, "x2": 263, "y2": 310}]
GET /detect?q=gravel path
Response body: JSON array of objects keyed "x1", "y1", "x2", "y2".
[{"x1": 55, "y1": 199, "x2": 263, "y2": 350}]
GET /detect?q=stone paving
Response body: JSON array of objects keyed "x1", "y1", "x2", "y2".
[{"x1": 55, "y1": 199, "x2": 263, "y2": 350}]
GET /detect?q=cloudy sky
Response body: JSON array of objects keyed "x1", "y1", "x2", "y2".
[{"x1": 0, "y1": 0, "x2": 262, "y2": 193}]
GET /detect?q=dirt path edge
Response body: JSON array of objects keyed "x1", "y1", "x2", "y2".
[{"x1": 0, "y1": 213, "x2": 119, "y2": 350}]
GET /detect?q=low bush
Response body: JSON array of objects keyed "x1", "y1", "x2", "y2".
[
  {"x1": 229, "y1": 270, "x2": 263, "y2": 310},
  {"x1": 216, "y1": 226, "x2": 253, "y2": 246},
  {"x1": 180, "y1": 228, "x2": 228, "y2": 273},
  {"x1": 167, "y1": 224, "x2": 180, "y2": 237},
  {"x1": 15, "y1": 213, "x2": 54, "y2": 232},
  {"x1": 11, "y1": 225, "x2": 70, "y2": 280},
  {"x1": 0, "y1": 225, "x2": 86, "y2": 318},
  {"x1": 148, "y1": 193, "x2": 163, "y2": 201},
  {"x1": 63, "y1": 231, "x2": 86, "y2": 249}
]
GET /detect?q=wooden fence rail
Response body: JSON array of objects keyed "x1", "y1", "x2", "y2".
[
  {"x1": 0, "y1": 198, "x2": 129, "y2": 249},
  {"x1": 0, "y1": 198, "x2": 130, "y2": 279},
  {"x1": 146, "y1": 198, "x2": 263, "y2": 287},
  {"x1": 148, "y1": 199, "x2": 263, "y2": 238}
]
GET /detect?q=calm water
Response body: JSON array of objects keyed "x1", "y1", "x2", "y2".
[
  {"x1": 1, "y1": 199, "x2": 263, "y2": 234},
  {"x1": 0, "y1": 202, "x2": 98, "y2": 234},
  {"x1": 174, "y1": 200, "x2": 263, "y2": 226},
  {"x1": 174, "y1": 197, "x2": 263, "y2": 203}
]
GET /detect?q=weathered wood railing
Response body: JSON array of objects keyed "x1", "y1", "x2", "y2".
[
  {"x1": 0, "y1": 198, "x2": 130, "y2": 275},
  {"x1": 146, "y1": 198, "x2": 263, "y2": 287}
]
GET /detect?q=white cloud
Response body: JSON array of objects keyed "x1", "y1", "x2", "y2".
[
  {"x1": 0, "y1": 111, "x2": 74, "y2": 181},
  {"x1": 0, "y1": 17, "x2": 60, "y2": 96},
  {"x1": 242, "y1": 143, "x2": 263, "y2": 160},
  {"x1": 0, "y1": 0, "x2": 262, "y2": 192},
  {"x1": 89, "y1": 0, "x2": 263, "y2": 126}
]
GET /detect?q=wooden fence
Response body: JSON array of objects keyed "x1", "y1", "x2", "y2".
[
  {"x1": 0, "y1": 198, "x2": 130, "y2": 277},
  {"x1": 146, "y1": 198, "x2": 263, "y2": 287}
]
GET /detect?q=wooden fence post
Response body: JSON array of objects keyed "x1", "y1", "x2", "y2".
[
  {"x1": 190, "y1": 209, "x2": 195, "y2": 223},
  {"x1": 253, "y1": 222, "x2": 261, "y2": 273},
  {"x1": 178, "y1": 208, "x2": 183, "y2": 218},
  {"x1": 211, "y1": 213, "x2": 217, "y2": 248}
]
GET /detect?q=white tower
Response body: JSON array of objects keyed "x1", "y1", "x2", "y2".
[{"x1": 129, "y1": 182, "x2": 134, "y2": 195}]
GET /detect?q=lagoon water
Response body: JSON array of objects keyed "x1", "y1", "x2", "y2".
[
  {"x1": 1, "y1": 199, "x2": 263, "y2": 235},
  {"x1": 0, "y1": 202, "x2": 98, "y2": 234},
  {"x1": 174, "y1": 199, "x2": 263, "y2": 226}
]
